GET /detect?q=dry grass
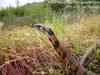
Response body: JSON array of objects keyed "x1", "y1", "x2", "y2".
[{"x1": 0, "y1": 14, "x2": 100, "y2": 74}]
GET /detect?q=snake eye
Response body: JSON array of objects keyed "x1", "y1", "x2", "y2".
[{"x1": 37, "y1": 25, "x2": 41, "y2": 29}]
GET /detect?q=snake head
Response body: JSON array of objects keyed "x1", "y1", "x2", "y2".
[{"x1": 31, "y1": 24, "x2": 50, "y2": 33}]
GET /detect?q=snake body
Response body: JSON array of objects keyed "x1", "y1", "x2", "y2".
[{"x1": 32, "y1": 24, "x2": 97, "y2": 75}]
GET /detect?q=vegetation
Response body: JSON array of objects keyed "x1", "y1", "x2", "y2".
[{"x1": 0, "y1": 0, "x2": 100, "y2": 75}]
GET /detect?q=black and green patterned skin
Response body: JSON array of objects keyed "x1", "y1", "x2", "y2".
[{"x1": 31, "y1": 24, "x2": 97, "y2": 75}]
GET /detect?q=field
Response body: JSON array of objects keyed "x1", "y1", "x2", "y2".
[{"x1": 0, "y1": 2, "x2": 100, "y2": 75}]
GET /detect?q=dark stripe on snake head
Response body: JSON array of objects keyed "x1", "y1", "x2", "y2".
[{"x1": 36, "y1": 25, "x2": 41, "y2": 29}]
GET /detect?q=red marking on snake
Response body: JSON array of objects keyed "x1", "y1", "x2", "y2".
[{"x1": 33, "y1": 24, "x2": 97, "y2": 75}]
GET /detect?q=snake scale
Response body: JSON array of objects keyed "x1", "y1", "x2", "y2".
[{"x1": 31, "y1": 24, "x2": 97, "y2": 75}]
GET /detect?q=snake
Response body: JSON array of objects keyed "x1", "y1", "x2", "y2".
[{"x1": 31, "y1": 24, "x2": 97, "y2": 75}]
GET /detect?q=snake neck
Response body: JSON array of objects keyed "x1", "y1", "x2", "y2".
[{"x1": 47, "y1": 29, "x2": 96, "y2": 75}]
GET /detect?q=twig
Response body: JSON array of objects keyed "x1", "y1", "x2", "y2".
[
  {"x1": 0, "y1": 57, "x2": 31, "y2": 68},
  {"x1": 80, "y1": 39, "x2": 100, "y2": 66}
]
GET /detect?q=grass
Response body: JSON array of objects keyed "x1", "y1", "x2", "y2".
[
  {"x1": 0, "y1": 13, "x2": 99, "y2": 58},
  {"x1": 0, "y1": 3, "x2": 100, "y2": 74},
  {"x1": 43, "y1": 14, "x2": 99, "y2": 54}
]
